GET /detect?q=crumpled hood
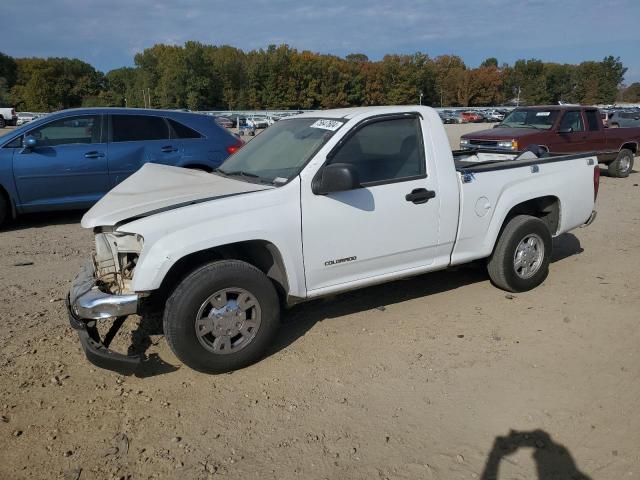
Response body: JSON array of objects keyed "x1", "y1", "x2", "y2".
[{"x1": 81, "y1": 163, "x2": 273, "y2": 228}]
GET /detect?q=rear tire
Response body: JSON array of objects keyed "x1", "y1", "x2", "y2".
[
  {"x1": 607, "y1": 149, "x2": 634, "y2": 178},
  {"x1": 163, "y1": 260, "x2": 280, "y2": 373},
  {"x1": 0, "y1": 117, "x2": 5, "y2": 128},
  {"x1": 487, "y1": 215, "x2": 552, "y2": 292}
]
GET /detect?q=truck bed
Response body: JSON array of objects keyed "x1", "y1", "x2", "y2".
[
  {"x1": 450, "y1": 148, "x2": 597, "y2": 267},
  {"x1": 453, "y1": 149, "x2": 597, "y2": 173}
]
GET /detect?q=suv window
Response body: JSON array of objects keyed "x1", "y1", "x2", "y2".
[
  {"x1": 4, "y1": 136, "x2": 24, "y2": 148},
  {"x1": 559, "y1": 111, "x2": 584, "y2": 132},
  {"x1": 29, "y1": 115, "x2": 101, "y2": 146},
  {"x1": 112, "y1": 115, "x2": 169, "y2": 142},
  {"x1": 168, "y1": 119, "x2": 202, "y2": 139},
  {"x1": 330, "y1": 116, "x2": 424, "y2": 184},
  {"x1": 585, "y1": 110, "x2": 600, "y2": 131}
]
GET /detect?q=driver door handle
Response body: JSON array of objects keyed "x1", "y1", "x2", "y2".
[
  {"x1": 406, "y1": 188, "x2": 436, "y2": 204},
  {"x1": 161, "y1": 145, "x2": 178, "y2": 153},
  {"x1": 84, "y1": 151, "x2": 105, "y2": 159}
]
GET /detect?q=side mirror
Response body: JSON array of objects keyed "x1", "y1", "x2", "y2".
[
  {"x1": 21, "y1": 135, "x2": 38, "y2": 153},
  {"x1": 557, "y1": 127, "x2": 573, "y2": 134},
  {"x1": 312, "y1": 163, "x2": 360, "y2": 195}
]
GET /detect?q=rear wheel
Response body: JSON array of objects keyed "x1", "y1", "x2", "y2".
[
  {"x1": 0, "y1": 117, "x2": 5, "y2": 128},
  {"x1": 163, "y1": 260, "x2": 280, "y2": 373},
  {"x1": 487, "y1": 215, "x2": 552, "y2": 292},
  {"x1": 608, "y1": 149, "x2": 634, "y2": 178}
]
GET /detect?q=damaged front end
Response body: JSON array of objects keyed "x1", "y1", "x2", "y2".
[{"x1": 67, "y1": 231, "x2": 145, "y2": 373}]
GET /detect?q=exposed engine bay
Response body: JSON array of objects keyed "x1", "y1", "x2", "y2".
[{"x1": 93, "y1": 231, "x2": 143, "y2": 294}]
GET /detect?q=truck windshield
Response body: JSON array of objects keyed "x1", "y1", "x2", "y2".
[
  {"x1": 501, "y1": 109, "x2": 560, "y2": 130},
  {"x1": 216, "y1": 118, "x2": 345, "y2": 185}
]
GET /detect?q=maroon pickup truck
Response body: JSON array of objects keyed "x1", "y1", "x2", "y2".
[{"x1": 460, "y1": 105, "x2": 640, "y2": 177}]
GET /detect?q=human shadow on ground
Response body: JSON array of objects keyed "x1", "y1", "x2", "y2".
[
  {"x1": 480, "y1": 429, "x2": 592, "y2": 480},
  {"x1": 127, "y1": 232, "x2": 582, "y2": 377}
]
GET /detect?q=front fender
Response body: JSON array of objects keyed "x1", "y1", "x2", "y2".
[{"x1": 118, "y1": 180, "x2": 306, "y2": 298}]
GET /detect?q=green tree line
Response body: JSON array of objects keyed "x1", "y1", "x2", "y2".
[{"x1": 0, "y1": 43, "x2": 633, "y2": 112}]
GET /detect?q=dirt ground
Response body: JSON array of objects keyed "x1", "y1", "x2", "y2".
[{"x1": 0, "y1": 122, "x2": 639, "y2": 480}]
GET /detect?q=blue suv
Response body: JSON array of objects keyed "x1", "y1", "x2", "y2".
[{"x1": 0, "y1": 108, "x2": 243, "y2": 225}]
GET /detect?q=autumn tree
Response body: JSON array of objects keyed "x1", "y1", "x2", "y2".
[{"x1": 0, "y1": 46, "x2": 630, "y2": 111}]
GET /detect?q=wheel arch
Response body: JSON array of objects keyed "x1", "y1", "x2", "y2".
[
  {"x1": 155, "y1": 239, "x2": 292, "y2": 305},
  {"x1": 0, "y1": 183, "x2": 17, "y2": 220},
  {"x1": 487, "y1": 195, "x2": 561, "y2": 257},
  {"x1": 620, "y1": 142, "x2": 638, "y2": 155}
]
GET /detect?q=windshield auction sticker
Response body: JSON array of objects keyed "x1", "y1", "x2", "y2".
[
  {"x1": 535, "y1": 112, "x2": 551, "y2": 116},
  {"x1": 310, "y1": 119, "x2": 342, "y2": 131}
]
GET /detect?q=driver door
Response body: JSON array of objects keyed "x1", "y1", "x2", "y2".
[
  {"x1": 13, "y1": 114, "x2": 110, "y2": 210},
  {"x1": 552, "y1": 110, "x2": 588, "y2": 153},
  {"x1": 300, "y1": 114, "x2": 442, "y2": 293}
]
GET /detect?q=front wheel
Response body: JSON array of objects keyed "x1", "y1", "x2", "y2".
[
  {"x1": 0, "y1": 194, "x2": 8, "y2": 226},
  {"x1": 487, "y1": 215, "x2": 552, "y2": 292},
  {"x1": 163, "y1": 260, "x2": 280, "y2": 373},
  {"x1": 607, "y1": 149, "x2": 634, "y2": 178},
  {"x1": 0, "y1": 117, "x2": 5, "y2": 128}
]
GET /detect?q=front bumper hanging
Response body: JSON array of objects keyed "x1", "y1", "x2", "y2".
[{"x1": 67, "y1": 260, "x2": 142, "y2": 373}]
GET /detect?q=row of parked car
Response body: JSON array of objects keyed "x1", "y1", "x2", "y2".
[
  {"x1": 438, "y1": 108, "x2": 510, "y2": 124},
  {"x1": 210, "y1": 112, "x2": 302, "y2": 130},
  {"x1": 0, "y1": 108, "x2": 47, "y2": 128},
  {"x1": 600, "y1": 107, "x2": 640, "y2": 128}
]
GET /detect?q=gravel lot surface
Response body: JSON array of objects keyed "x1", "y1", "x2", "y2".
[{"x1": 0, "y1": 122, "x2": 638, "y2": 479}]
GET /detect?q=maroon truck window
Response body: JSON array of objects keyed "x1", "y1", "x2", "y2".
[
  {"x1": 559, "y1": 111, "x2": 584, "y2": 132},
  {"x1": 585, "y1": 110, "x2": 600, "y2": 131}
]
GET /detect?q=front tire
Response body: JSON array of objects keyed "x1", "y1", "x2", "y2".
[
  {"x1": 607, "y1": 149, "x2": 634, "y2": 178},
  {"x1": 0, "y1": 117, "x2": 5, "y2": 128},
  {"x1": 163, "y1": 260, "x2": 280, "y2": 373},
  {"x1": 0, "y1": 194, "x2": 8, "y2": 226},
  {"x1": 487, "y1": 215, "x2": 552, "y2": 292}
]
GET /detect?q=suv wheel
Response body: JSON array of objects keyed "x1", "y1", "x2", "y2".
[{"x1": 0, "y1": 194, "x2": 8, "y2": 226}]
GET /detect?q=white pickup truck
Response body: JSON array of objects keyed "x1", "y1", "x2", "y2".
[
  {"x1": 0, "y1": 107, "x2": 17, "y2": 128},
  {"x1": 68, "y1": 106, "x2": 599, "y2": 374}
]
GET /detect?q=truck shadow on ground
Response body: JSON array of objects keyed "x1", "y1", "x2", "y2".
[
  {"x1": 128, "y1": 232, "x2": 582, "y2": 377},
  {"x1": 480, "y1": 429, "x2": 592, "y2": 479},
  {"x1": 272, "y1": 232, "x2": 582, "y2": 356}
]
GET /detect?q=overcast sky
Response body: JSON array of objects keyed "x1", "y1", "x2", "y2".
[{"x1": 3, "y1": 0, "x2": 639, "y2": 82}]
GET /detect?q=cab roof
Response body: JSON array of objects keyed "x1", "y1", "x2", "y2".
[{"x1": 292, "y1": 105, "x2": 428, "y2": 120}]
